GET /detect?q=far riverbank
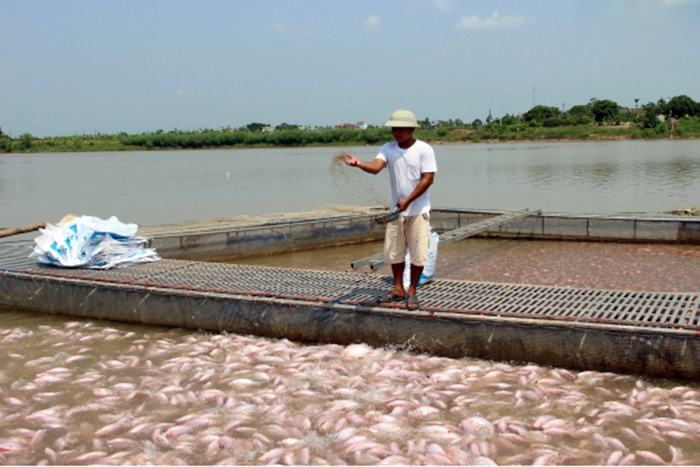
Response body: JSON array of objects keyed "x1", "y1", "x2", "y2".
[{"x1": 3, "y1": 119, "x2": 700, "y2": 154}]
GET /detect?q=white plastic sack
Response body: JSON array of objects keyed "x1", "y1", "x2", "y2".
[
  {"x1": 403, "y1": 230, "x2": 439, "y2": 290},
  {"x1": 30, "y1": 215, "x2": 160, "y2": 269}
]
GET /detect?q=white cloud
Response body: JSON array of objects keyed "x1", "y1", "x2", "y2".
[
  {"x1": 433, "y1": 0, "x2": 451, "y2": 11},
  {"x1": 363, "y1": 15, "x2": 381, "y2": 31},
  {"x1": 403, "y1": 0, "x2": 451, "y2": 13},
  {"x1": 457, "y1": 10, "x2": 526, "y2": 30}
]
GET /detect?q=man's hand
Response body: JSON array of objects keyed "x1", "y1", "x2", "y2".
[
  {"x1": 396, "y1": 199, "x2": 409, "y2": 212},
  {"x1": 343, "y1": 154, "x2": 385, "y2": 174},
  {"x1": 342, "y1": 153, "x2": 360, "y2": 167},
  {"x1": 397, "y1": 172, "x2": 434, "y2": 212}
]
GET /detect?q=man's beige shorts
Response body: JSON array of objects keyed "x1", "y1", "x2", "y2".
[{"x1": 383, "y1": 213, "x2": 431, "y2": 266}]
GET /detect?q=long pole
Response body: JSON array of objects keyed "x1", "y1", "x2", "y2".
[{"x1": 0, "y1": 222, "x2": 46, "y2": 238}]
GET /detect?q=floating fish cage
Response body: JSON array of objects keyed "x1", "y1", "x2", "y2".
[
  {"x1": 3, "y1": 208, "x2": 700, "y2": 382},
  {"x1": 432, "y1": 208, "x2": 700, "y2": 244},
  {"x1": 1, "y1": 242, "x2": 699, "y2": 381},
  {"x1": 141, "y1": 208, "x2": 700, "y2": 262},
  {"x1": 142, "y1": 211, "x2": 388, "y2": 261}
]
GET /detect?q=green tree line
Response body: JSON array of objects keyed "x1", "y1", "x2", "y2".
[
  {"x1": 119, "y1": 126, "x2": 393, "y2": 150},
  {"x1": 2, "y1": 95, "x2": 699, "y2": 153}
]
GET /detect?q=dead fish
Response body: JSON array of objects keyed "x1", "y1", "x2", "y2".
[
  {"x1": 0, "y1": 443, "x2": 21, "y2": 453},
  {"x1": 71, "y1": 450, "x2": 108, "y2": 463},
  {"x1": 409, "y1": 406, "x2": 440, "y2": 418},
  {"x1": 606, "y1": 450, "x2": 624, "y2": 465},
  {"x1": 636, "y1": 450, "x2": 666, "y2": 465},
  {"x1": 257, "y1": 447, "x2": 286, "y2": 464},
  {"x1": 164, "y1": 425, "x2": 192, "y2": 439},
  {"x1": 460, "y1": 417, "x2": 494, "y2": 438},
  {"x1": 95, "y1": 421, "x2": 129, "y2": 438}
]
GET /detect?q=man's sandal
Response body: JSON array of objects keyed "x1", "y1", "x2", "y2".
[
  {"x1": 377, "y1": 291, "x2": 405, "y2": 304},
  {"x1": 406, "y1": 294, "x2": 420, "y2": 311}
]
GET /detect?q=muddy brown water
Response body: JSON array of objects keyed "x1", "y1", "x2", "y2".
[{"x1": 4, "y1": 141, "x2": 700, "y2": 228}]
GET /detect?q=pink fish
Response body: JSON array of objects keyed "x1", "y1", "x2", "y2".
[
  {"x1": 71, "y1": 451, "x2": 107, "y2": 463},
  {"x1": 164, "y1": 424, "x2": 191, "y2": 439},
  {"x1": 257, "y1": 447, "x2": 286, "y2": 464},
  {"x1": 0, "y1": 443, "x2": 20, "y2": 453},
  {"x1": 543, "y1": 427, "x2": 572, "y2": 438},
  {"x1": 297, "y1": 447, "x2": 310, "y2": 465},
  {"x1": 43, "y1": 447, "x2": 57, "y2": 463},
  {"x1": 95, "y1": 422, "x2": 129, "y2": 438},
  {"x1": 606, "y1": 450, "x2": 624, "y2": 465},
  {"x1": 636, "y1": 450, "x2": 666, "y2": 465}
]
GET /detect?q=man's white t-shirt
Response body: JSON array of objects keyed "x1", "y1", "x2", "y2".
[{"x1": 375, "y1": 139, "x2": 437, "y2": 217}]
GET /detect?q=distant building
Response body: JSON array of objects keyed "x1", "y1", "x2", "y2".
[{"x1": 335, "y1": 121, "x2": 369, "y2": 129}]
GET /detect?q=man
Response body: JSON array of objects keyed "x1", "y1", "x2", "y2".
[{"x1": 344, "y1": 109, "x2": 437, "y2": 310}]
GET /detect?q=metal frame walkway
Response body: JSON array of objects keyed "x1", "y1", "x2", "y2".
[{"x1": 3, "y1": 241, "x2": 698, "y2": 330}]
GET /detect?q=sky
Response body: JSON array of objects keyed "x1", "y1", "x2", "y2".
[{"x1": 1, "y1": 0, "x2": 699, "y2": 138}]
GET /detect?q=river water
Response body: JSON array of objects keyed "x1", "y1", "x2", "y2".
[
  {"x1": 2, "y1": 140, "x2": 700, "y2": 228},
  {"x1": 2, "y1": 141, "x2": 700, "y2": 465}
]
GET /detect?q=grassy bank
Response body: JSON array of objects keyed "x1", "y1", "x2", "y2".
[{"x1": 3, "y1": 117, "x2": 700, "y2": 154}]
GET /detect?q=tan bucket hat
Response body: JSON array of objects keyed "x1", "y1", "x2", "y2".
[{"x1": 384, "y1": 109, "x2": 419, "y2": 128}]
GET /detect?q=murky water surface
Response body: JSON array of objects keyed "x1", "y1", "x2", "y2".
[{"x1": 2, "y1": 140, "x2": 700, "y2": 227}]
